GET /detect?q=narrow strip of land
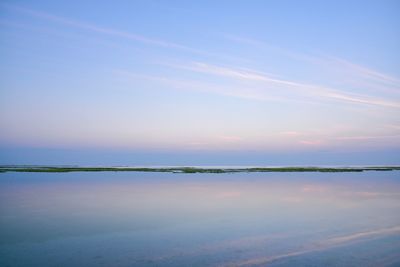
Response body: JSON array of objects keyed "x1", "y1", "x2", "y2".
[{"x1": 1, "y1": 166, "x2": 399, "y2": 173}]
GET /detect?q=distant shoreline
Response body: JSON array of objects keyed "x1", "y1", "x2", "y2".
[{"x1": 1, "y1": 166, "x2": 400, "y2": 173}]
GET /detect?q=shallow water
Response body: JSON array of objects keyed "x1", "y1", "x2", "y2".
[{"x1": 0, "y1": 171, "x2": 399, "y2": 266}]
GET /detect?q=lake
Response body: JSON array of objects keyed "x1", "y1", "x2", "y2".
[{"x1": 0, "y1": 171, "x2": 399, "y2": 266}]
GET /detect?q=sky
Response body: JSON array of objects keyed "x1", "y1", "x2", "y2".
[{"x1": 0, "y1": 0, "x2": 399, "y2": 165}]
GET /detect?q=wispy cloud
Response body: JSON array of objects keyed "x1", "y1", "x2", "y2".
[
  {"x1": 225, "y1": 34, "x2": 400, "y2": 96},
  {"x1": 326, "y1": 56, "x2": 400, "y2": 89},
  {"x1": 299, "y1": 140, "x2": 323, "y2": 146},
  {"x1": 224, "y1": 33, "x2": 318, "y2": 63},
  {"x1": 162, "y1": 61, "x2": 400, "y2": 108},
  {"x1": 169, "y1": 61, "x2": 294, "y2": 84},
  {"x1": 2, "y1": 4, "x2": 210, "y2": 55},
  {"x1": 281, "y1": 131, "x2": 302, "y2": 136},
  {"x1": 6, "y1": 5, "x2": 398, "y2": 110},
  {"x1": 113, "y1": 70, "x2": 288, "y2": 103}
]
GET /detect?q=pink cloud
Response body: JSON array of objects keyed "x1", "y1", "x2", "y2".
[
  {"x1": 281, "y1": 131, "x2": 302, "y2": 136},
  {"x1": 299, "y1": 140, "x2": 322, "y2": 145}
]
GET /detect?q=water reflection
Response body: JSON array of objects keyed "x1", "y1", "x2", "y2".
[{"x1": 0, "y1": 171, "x2": 399, "y2": 266}]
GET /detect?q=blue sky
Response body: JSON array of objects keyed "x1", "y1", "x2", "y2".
[{"x1": 0, "y1": 0, "x2": 399, "y2": 165}]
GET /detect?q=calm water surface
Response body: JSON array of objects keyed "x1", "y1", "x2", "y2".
[{"x1": 0, "y1": 171, "x2": 399, "y2": 266}]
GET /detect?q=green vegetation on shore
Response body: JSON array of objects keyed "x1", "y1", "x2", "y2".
[{"x1": 1, "y1": 166, "x2": 399, "y2": 173}]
